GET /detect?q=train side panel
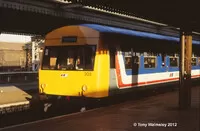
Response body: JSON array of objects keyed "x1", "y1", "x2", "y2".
[{"x1": 108, "y1": 51, "x2": 200, "y2": 95}]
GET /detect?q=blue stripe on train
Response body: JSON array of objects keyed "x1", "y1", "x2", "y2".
[{"x1": 81, "y1": 24, "x2": 200, "y2": 45}]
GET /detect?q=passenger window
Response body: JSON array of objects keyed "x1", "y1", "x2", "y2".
[
  {"x1": 124, "y1": 52, "x2": 132, "y2": 69},
  {"x1": 191, "y1": 58, "x2": 197, "y2": 66},
  {"x1": 198, "y1": 58, "x2": 200, "y2": 66},
  {"x1": 125, "y1": 57, "x2": 132, "y2": 69},
  {"x1": 122, "y1": 47, "x2": 140, "y2": 70},
  {"x1": 169, "y1": 57, "x2": 178, "y2": 67},
  {"x1": 144, "y1": 57, "x2": 156, "y2": 68}
]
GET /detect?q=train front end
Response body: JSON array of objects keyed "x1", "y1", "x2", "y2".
[{"x1": 39, "y1": 25, "x2": 110, "y2": 99}]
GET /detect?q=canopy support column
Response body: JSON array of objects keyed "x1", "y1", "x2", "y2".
[{"x1": 179, "y1": 31, "x2": 192, "y2": 109}]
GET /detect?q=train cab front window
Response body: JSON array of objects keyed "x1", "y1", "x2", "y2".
[{"x1": 42, "y1": 45, "x2": 96, "y2": 71}]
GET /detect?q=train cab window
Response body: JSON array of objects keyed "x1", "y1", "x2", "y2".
[
  {"x1": 42, "y1": 48, "x2": 58, "y2": 70},
  {"x1": 83, "y1": 46, "x2": 96, "y2": 70},
  {"x1": 191, "y1": 58, "x2": 197, "y2": 66},
  {"x1": 42, "y1": 45, "x2": 96, "y2": 71},
  {"x1": 58, "y1": 50, "x2": 75, "y2": 70},
  {"x1": 144, "y1": 57, "x2": 156, "y2": 68},
  {"x1": 50, "y1": 57, "x2": 57, "y2": 68},
  {"x1": 169, "y1": 57, "x2": 178, "y2": 67}
]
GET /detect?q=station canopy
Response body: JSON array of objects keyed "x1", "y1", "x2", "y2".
[{"x1": 78, "y1": 0, "x2": 200, "y2": 32}]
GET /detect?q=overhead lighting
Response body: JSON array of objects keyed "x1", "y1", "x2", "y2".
[
  {"x1": 61, "y1": 3, "x2": 83, "y2": 9},
  {"x1": 192, "y1": 31, "x2": 200, "y2": 35},
  {"x1": 83, "y1": 6, "x2": 168, "y2": 27},
  {"x1": 50, "y1": 0, "x2": 72, "y2": 4}
]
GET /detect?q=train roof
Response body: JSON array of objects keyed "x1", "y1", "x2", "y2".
[{"x1": 80, "y1": 24, "x2": 200, "y2": 45}]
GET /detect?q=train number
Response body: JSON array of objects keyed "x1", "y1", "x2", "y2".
[{"x1": 84, "y1": 72, "x2": 92, "y2": 76}]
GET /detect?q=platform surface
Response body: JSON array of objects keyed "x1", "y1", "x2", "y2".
[
  {"x1": 0, "y1": 82, "x2": 38, "y2": 107},
  {"x1": 0, "y1": 86, "x2": 199, "y2": 131}
]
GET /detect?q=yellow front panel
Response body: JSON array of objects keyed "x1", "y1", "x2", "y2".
[
  {"x1": 39, "y1": 70, "x2": 97, "y2": 97},
  {"x1": 39, "y1": 50, "x2": 110, "y2": 98},
  {"x1": 39, "y1": 25, "x2": 110, "y2": 98}
]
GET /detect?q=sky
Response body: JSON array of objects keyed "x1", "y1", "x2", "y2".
[{"x1": 0, "y1": 33, "x2": 31, "y2": 43}]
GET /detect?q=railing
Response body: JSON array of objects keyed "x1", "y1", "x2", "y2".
[{"x1": 0, "y1": 71, "x2": 38, "y2": 83}]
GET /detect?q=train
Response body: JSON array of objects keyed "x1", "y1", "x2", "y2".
[{"x1": 39, "y1": 24, "x2": 200, "y2": 101}]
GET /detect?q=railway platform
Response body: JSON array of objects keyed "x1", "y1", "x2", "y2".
[
  {"x1": 0, "y1": 82, "x2": 38, "y2": 113},
  {"x1": 0, "y1": 86, "x2": 199, "y2": 131}
]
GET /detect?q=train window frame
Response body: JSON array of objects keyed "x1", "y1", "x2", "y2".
[
  {"x1": 121, "y1": 47, "x2": 140, "y2": 70},
  {"x1": 124, "y1": 52, "x2": 132, "y2": 70},
  {"x1": 144, "y1": 56, "x2": 157, "y2": 69},
  {"x1": 198, "y1": 58, "x2": 200, "y2": 66},
  {"x1": 132, "y1": 56, "x2": 140, "y2": 68},
  {"x1": 169, "y1": 57, "x2": 179, "y2": 67},
  {"x1": 124, "y1": 55, "x2": 140, "y2": 70},
  {"x1": 191, "y1": 57, "x2": 197, "y2": 66},
  {"x1": 41, "y1": 45, "x2": 96, "y2": 71}
]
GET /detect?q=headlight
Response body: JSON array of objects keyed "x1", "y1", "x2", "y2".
[
  {"x1": 41, "y1": 84, "x2": 46, "y2": 88},
  {"x1": 82, "y1": 85, "x2": 87, "y2": 92},
  {"x1": 40, "y1": 84, "x2": 46, "y2": 93}
]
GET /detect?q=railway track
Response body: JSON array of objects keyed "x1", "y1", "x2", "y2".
[{"x1": 0, "y1": 82, "x2": 198, "y2": 129}]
